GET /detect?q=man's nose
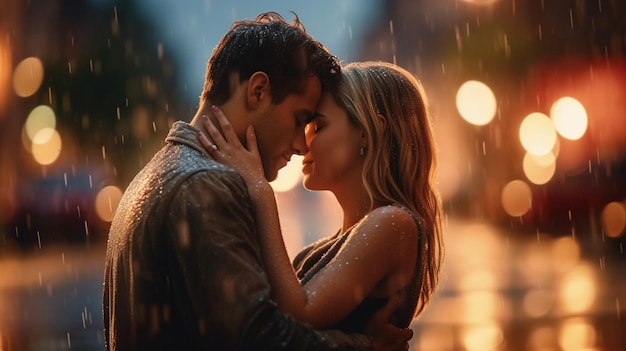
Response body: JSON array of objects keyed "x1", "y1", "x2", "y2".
[{"x1": 292, "y1": 130, "x2": 309, "y2": 155}]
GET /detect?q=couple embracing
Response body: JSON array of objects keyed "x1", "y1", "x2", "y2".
[{"x1": 103, "y1": 12, "x2": 443, "y2": 351}]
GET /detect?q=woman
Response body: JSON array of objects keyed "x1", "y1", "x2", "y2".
[{"x1": 199, "y1": 61, "x2": 443, "y2": 332}]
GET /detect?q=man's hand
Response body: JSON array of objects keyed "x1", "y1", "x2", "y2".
[{"x1": 366, "y1": 292, "x2": 413, "y2": 351}]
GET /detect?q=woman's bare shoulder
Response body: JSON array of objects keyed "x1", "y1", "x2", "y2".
[{"x1": 354, "y1": 204, "x2": 418, "y2": 243}]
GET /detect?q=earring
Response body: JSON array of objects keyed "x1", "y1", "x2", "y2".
[{"x1": 360, "y1": 147, "x2": 365, "y2": 156}]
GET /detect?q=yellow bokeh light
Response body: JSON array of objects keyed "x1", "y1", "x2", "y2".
[
  {"x1": 461, "y1": 321, "x2": 503, "y2": 351},
  {"x1": 501, "y1": 180, "x2": 532, "y2": 217},
  {"x1": 270, "y1": 155, "x2": 303, "y2": 193},
  {"x1": 523, "y1": 152, "x2": 556, "y2": 185},
  {"x1": 13, "y1": 57, "x2": 44, "y2": 98},
  {"x1": 551, "y1": 236, "x2": 580, "y2": 272},
  {"x1": 95, "y1": 185, "x2": 124, "y2": 222},
  {"x1": 550, "y1": 97, "x2": 588, "y2": 140},
  {"x1": 456, "y1": 80, "x2": 497, "y2": 126},
  {"x1": 31, "y1": 128, "x2": 61, "y2": 165},
  {"x1": 601, "y1": 201, "x2": 626, "y2": 238},
  {"x1": 558, "y1": 318, "x2": 597, "y2": 350},
  {"x1": 519, "y1": 112, "x2": 557, "y2": 155},
  {"x1": 461, "y1": 291, "x2": 501, "y2": 324},
  {"x1": 25, "y1": 105, "x2": 56, "y2": 142},
  {"x1": 559, "y1": 265, "x2": 596, "y2": 314},
  {"x1": 32, "y1": 127, "x2": 56, "y2": 145}
]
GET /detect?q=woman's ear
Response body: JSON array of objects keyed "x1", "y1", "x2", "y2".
[
  {"x1": 247, "y1": 71, "x2": 270, "y2": 109},
  {"x1": 359, "y1": 128, "x2": 368, "y2": 150}
]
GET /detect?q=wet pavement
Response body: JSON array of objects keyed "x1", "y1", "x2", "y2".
[{"x1": 1, "y1": 218, "x2": 625, "y2": 350}]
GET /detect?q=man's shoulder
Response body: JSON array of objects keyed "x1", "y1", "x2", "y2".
[{"x1": 154, "y1": 142, "x2": 240, "y2": 184}]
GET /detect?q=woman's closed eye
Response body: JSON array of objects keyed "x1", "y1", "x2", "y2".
[{"x1": 311, "y1": 121, "x2": 325, "y2": 133}]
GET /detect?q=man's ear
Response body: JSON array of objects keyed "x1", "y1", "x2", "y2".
[{"x1": 247, "y1": 71, "x2": 270, "y2": 109}]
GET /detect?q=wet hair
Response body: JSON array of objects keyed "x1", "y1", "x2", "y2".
[
  {"x1": 200, "y1": 12, "x2": 340, "y2": 105},
  {"x1": 333, "y1": 61, "x2": 444, "y2": 321}
]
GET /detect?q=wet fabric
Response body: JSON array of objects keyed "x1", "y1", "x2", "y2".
[
  {"x1": 293, "y1": 204, "x2": 424, "y2": 331},
  {"x1": 103, "y1": 121, "x2": 372, "y2": 350}
]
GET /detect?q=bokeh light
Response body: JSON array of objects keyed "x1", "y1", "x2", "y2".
[
  {"x1": 551, "y1": 236, "x2": 581, "y2": 272},
  {"x1": 523, "y1": 288, "x2": 554, "y2": 318},
  {"x1": 461, "y1": 321, "x2": 503, "y2": 351},
  {"x1": 461, "y1": 291, "x2": 501, "y2": 325},
  {"x1": 31, "y1": 128, "x2": 62, "y2": 165},
  {"x1": 550, "y1": 97, "x2": 588, "y2": 140},
  {"x1": 95, "y1": 185, "x2": 124, "y2": 222},
  {"x1": 558, "y1": 318, "x2": 597, "y2": 350},
  {"x1": 522, "y1": 152, "x2": 556, "y2": 185},
  {"x1": 24, "y1": 105, "x2": 56, "y2": 142},
  {"x1": 600, "y1": 201, "x2": 626, "y2": 238},
  {"x1": 519, "y1": 239, "x2": 552, "y2": 284},
  {"x1": 456, "y1": 80, "x2": 497, "y2": 126},
  {"x1": 270, "y1": 155, "x2": 304, "y2": 192},
  {"x1": 12, "y1": 57, "x2": 44, "y2": 98},
  {"x1": 559, "y1": 265, "x2": 596, "y2": 314},
  {"x1": 519, "y1": 112, "x2": 557, "y2": 155},
  {"x1": 501, "y1": 180, "x2": 532, "y2": 217}
]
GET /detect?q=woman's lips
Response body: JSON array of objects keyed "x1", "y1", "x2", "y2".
[{"x1": 302, "y1": 159, "x2": 312, "y2": 172}]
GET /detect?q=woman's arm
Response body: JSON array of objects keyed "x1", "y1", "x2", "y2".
[{"x1": 197, "y1": 107, "x2": 418, "y2": 329}]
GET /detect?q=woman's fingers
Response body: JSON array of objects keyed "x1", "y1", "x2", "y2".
[
  {"x1": 198, "y1": 105, "x2": 256, "y2": 158},
  {"x1": 211, "y1": 105, "x2": 241, "y2": 146},
  {"x1": 200, "y1": 114, "x2": 226, "y2": 150},
  {"x1": 197, "y1": 131, "x2": 218, "y2": 153}
]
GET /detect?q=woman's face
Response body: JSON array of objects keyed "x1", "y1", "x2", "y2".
[{"x1": 301, "y1": 92, "x2": 364, "y2": 191}]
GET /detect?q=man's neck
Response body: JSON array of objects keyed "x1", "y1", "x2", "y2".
[{"x1": 189, "y1": 101, "x2": 213, "y2": 129}]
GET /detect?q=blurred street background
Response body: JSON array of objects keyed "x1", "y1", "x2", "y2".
[{"x1": 1, "y1": 0, "x2": 626, "y2": 350}]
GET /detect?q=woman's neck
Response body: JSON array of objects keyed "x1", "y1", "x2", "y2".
[{"x1": 333, "y1": 185, "x2": 371, "y2": 234}]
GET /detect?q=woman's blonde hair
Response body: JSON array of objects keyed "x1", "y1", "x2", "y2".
[{"x1": 334, "y1": 61, "x2": 444, "y2": 319}]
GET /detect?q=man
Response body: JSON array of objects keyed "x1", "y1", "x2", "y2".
[{"x1": 103, "y1": 12, "x2": 411, "y2": 350}]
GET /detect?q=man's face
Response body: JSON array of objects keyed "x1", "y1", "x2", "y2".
[{"x1": 251, "y1": 76, "x2": 322, "y2": 181}]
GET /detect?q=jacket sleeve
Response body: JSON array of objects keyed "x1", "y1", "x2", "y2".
[{"x1": 167, "y1": 170, "x2": 373, "y2": 350}]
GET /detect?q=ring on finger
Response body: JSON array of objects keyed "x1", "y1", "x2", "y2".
[{"x1": 211, "y1": 144, "x2": 218, "y2": 151}]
